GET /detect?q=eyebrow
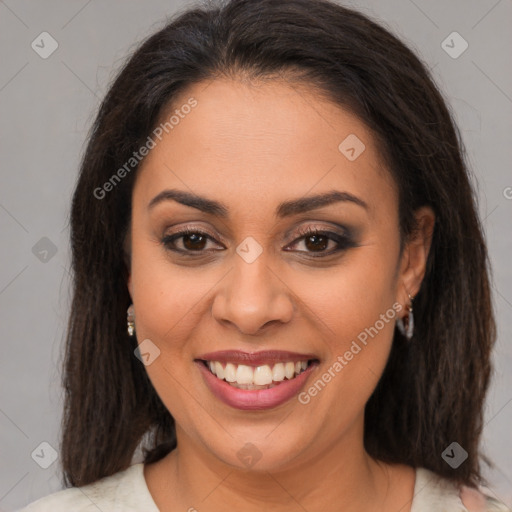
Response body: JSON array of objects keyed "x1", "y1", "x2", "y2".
[{"x1": 147, "y1": 188, "x2": 368, "y2": 218}]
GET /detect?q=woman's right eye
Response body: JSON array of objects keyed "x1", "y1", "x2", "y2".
[{"x1": 161, "y1": 228, "x2": 223, "y2": 254}]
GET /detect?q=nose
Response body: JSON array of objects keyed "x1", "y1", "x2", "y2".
[{"x1": 211, "y1": 252, "x2": 295, "y2": 336}]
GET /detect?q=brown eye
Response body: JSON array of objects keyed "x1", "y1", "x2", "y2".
[
  {"x1": 182, "y1": 232, "x2": 207, "y2": 251},
  {"x1": 285, "y1": 226, "x2": 357, "y2": 257},
  {"x1": 303, "y1": 233, "x2": 330, "y2": 252},
  {"x1": 162, "y1": 228, "x2": 222, "y2": 254}
]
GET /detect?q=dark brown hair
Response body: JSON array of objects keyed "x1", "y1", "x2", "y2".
[{"x1": 61, "y1": 0, "x2": 496, "y2": 490}]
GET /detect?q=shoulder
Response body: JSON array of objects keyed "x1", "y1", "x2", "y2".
[
  {"x1": 412, "y1": 467, "x2": 511, "y2": 512},
  {"x1": 17, "y1": 463, "x2": 159, "y2": 512}
]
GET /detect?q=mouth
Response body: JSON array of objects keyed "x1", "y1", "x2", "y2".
[{"x1": 195, "y1": 350, "x2": 320, "y2": 410}]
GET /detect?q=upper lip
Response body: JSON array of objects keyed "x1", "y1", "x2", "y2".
[{"x1": 196, "y1": 350, "x2": 319, "y2": 367}]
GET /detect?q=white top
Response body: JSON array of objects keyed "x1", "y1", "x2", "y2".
[{"x1": 17, "y1": 463, "x2": 511, "y2": 511}]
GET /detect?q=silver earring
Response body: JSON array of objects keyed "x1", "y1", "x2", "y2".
[
  {"x1": 127, "y1": 304, "x2": 135, "y2": 336},
  {"x1": 397, "y1": 293, "x2": 414, "y2": 340}
]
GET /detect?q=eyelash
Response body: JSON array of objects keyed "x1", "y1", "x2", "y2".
[{"x1": 161, "y1": 225, "x2": 356, "y2": 258}]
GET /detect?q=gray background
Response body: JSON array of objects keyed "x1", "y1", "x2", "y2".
[{"x1": 0, "y1": 0, "x2": 510, "y2": 510}]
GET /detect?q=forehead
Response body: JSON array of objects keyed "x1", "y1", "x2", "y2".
[{"x1": 133, "y1": 78, "x2": 396, "y2": 219}]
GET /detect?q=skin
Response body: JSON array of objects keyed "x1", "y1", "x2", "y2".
[{"x1": 125, "y1": 77, "x2": 435, "y2": 512}]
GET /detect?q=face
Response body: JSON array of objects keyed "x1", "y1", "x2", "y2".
[{"x1": 126, "y1": 78, "x2": 428, "y2": 472}]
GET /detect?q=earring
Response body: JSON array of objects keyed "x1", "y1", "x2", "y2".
[
  {"x1": 397, "y1": 293, "x2": 414, "y2": 340},
  {"x1": 127, "y1": 304, "x2": 135, "y2": 336}
]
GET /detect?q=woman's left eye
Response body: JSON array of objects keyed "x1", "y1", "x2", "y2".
[
  {"x1": 284, "y1": 227, "x2": 355, "y2": 256},
  {"x1": 161, "y1": 226, "x2": 355, "y2": 256}
]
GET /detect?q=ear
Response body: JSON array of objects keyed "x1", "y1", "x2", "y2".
[{"x1": 397, "y1": 206, "x2": 435, "y2": 307}]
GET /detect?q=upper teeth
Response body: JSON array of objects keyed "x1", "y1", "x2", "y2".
[{"x1": 207, "y1": 361, "x2": 308, "y2": 386}]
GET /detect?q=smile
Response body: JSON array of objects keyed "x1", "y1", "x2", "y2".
[{"x1": 195, "y1": 350, "x2": 320, "y2": 410}]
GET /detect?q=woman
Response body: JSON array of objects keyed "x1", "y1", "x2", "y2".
[{"x1": 19, "y1": 0, "x2": 510, "y2": 510}]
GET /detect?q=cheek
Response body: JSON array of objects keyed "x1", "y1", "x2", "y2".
[
  {"x1": 294, "y1": 247, "x2": 399, "y2": 346},
  {"x1": 292, "y1": 240, "x2": 399, "y2": 404},
  {"x1": 129, "y1": 234, "x2": 204, "y2": 351},
  {"x1": 292, "y1": 259, "x2": 398, "y2": 430},
  {"x1": 128, "y1": 239, "x2": 210, "y2": 420}
]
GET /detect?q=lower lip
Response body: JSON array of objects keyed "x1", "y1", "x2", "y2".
[{"x1": 196, "y1": 360, "x2": 317, "y2": 410}]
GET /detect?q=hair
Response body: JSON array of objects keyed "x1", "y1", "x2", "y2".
[{"x1": 61, "y1": 0, "x2": 496, "y2": 490}]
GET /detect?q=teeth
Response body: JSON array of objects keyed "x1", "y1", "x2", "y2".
[
  {"x1": 205, "y1": 359, "x2": 310, "y2": 387},
  {"x1": 272, "y1": 363, "x2": 285, "y2": 382},
  {"x1": 214, "y1": 361, "x2": 225, "y2": 380},
  {"x1": 254, "y1": 365, "x2": 273, "y2": 385},
  {"x1": 285, "y1": 362, "x2": 295, "y2": 379},
  {"x1": 235, "y1": 364, "x2": 254, "y2": 384},
  {"x1": 224, "y1": 363, "x2": 236, "y2": 382}
]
